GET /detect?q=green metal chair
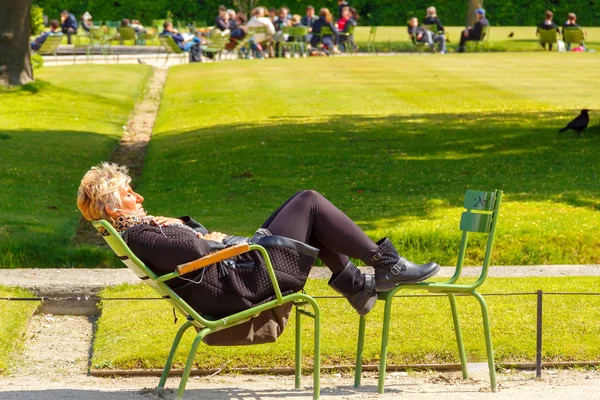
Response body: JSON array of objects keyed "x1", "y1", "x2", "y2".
[
  {"x1": 466, "y1": 25, "x2": 490, "y2": 52},
  {"x1": 34, "y1": 34, "x2": 63, "y2": 64},
  {"x1": 537, "y1": 28, "x2": 558, "y2": 50},
  {"x1": 366, "y1": 26, "x2": 377, "y2": 54},
  {"x1": 563, "y1": 27, "x2": 585, "y2": 50},
  {"x1": 204, "y1": 33, "x2": 230, "y2": 61},
  {"x1": 354, "y1": 189, "x2": 503, "y2": 394},
  {"x1": 92, "y1": 220, "x2": 322, "y2": 400},
  {"x1": 157, "y1": 35, "x2": 187, "y2": 65},
  {"x1": 310, "y1": 26, "x2": 335, "y2": 56},
  {"x1": 338, "y1": 25, "x2": 356, "y2": 54},
  {"x1": 88, "y1": 26, "x2": 113, "y2": 62},
  {"x1": 280, "y1": 26, "x2": 309, "y2": 58}
]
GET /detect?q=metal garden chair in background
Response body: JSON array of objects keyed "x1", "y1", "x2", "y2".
[
  {"x1": 563, "y1": 26, "x2": 586, "y2": 50},
  {"x1": 366, "y1": 26, "x2": 377, "y2": 54},
  {"x1": 92, "y1": 220, "x2": 322, "y2": 400},
  {"x1": 354, "y1": 189, "x2": 503, "y2": 394},
  {"x1": 537, "y1": 28, "x2": 558, "y2": 50},
  {"x1": 338, "y1": 24, "x2": 356, "y2": 54},
  {"x1": 204, "y1": 33, "x2": 230, "y2": 60},
  {"x1": 280, "y1": 26, "x2": 309, "y2": 57},
  {"x1": 34, "y1": 34, "x2": 63, "y2": 65},
  {"x1": 466, "y1": 25, "x2": 490, "y2": 52}
]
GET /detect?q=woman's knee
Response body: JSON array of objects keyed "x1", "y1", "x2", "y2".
[{"x1": 297, "y1": 190, "x2": 322, "y2": 203}]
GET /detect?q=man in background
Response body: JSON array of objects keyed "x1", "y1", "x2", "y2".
[
  {"x1": 457, "y1": 8, "x2": 488, "y2": 52},
  {"x1": 60, "y1": 10, "x2": 78, "y2": 44},
  {"x1": 31, "y1": 19, "x2": 61, "y2": 50}
]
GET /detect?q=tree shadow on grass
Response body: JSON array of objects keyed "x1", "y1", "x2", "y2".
[{"x1": 144, "y1": 110, "x2": 600, "y2": 232}]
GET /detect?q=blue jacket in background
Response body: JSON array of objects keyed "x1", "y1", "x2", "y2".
[{"x1": 61, "y1": 13, "x2": 78, "y2": 32}]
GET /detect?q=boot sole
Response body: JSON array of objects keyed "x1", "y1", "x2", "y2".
[
  {"x1": 356, "y1": 294, "x2": 378, "y2": 316},
  {"x1": 375, "y1": 265, "x2": 441, "y2": 292}
]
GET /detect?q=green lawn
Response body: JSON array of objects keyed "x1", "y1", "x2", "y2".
[
  {"x1": 0, "y1": 65, "x2": 152, "y2": 268},
  {"x1": 141, "y1": 55, "x2": 600, "y2": 267},
  {"x1": 92, "y1": 277, "x2": 600, "y2": 370},
  {"x1": 0, "y1": 287, "x2": 39, "y2": 373},
  {"x1": 353, "y1": 26, "x2": 600, "y2": 52}
]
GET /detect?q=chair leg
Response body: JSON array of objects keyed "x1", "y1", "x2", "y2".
[
  {"x1": 304, "y1": 297, "x2": 322, "y2": 400},
  {"x1": 177, "y1": 327, "x2": 211, "y2": 400},
  {"x1": 158, "y1": 321, "x2": 195, "y2": 389},
  {"x1": 377, "y1": 291, "x2": 394, "y2": 394},
  {"x1": 295, "y1": 306, "x2": 302, "y2": 390},
  {"x1": 354, "y1": 315, "x2": 366, "y2": 388},
  {"x1": 472, "y1": 291, "x2": 497, "y2": 391},
  {"x1": 448, "y1": 294, "x2": 468, "y2": 379}
]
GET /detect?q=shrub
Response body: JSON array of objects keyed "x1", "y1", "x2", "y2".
[
  {"x1": 31, "y1": 5, "x2": 45, "y2": 36},
  {"x1": 30, "y1": 53, "x2": 44, "y2": 70}
]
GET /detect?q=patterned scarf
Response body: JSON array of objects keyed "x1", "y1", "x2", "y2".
[{"x1": 112, "y1": 214, "x2": 159, "y2": 232}]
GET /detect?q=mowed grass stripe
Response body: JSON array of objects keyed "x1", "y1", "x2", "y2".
[
  {"x1": 141, "y1": 55, "x2": 600, "y2": 266},
  {"x1": 92, "y1": 277, "x2": 600, "y2": 371}
]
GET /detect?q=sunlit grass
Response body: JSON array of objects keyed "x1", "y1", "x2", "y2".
[
  {"x1": 0, "y1": 65, "x2": 152, "y2": 268},
  {"x1": 142, "y1": 55, "x2": 600, "y2": 266},
  {"x1": 0, "y1": 287, "x2": 39, "y2": 373},
  {"x1": 92, "y1": 277, "x2": 600, "y2": 370}
]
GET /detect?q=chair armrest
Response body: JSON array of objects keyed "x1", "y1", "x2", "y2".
[{"x1": 177, "y1": 243, "x2": 250, "y2": 275}]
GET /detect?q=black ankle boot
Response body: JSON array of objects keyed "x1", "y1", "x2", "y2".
[
  {"x1": 362, "y1": 238, "x2": 440, "y2": 292},
  {"x1": 328, "y1": 262, "x2": 377, "y2": 316}
]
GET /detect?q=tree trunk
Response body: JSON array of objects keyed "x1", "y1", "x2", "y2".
[
  {"x1": 466, "y1": 0, "x2": 483, "y2": 27},
  {"x1": 0, "y1": 0, "x2": 34, "y2": 86}
]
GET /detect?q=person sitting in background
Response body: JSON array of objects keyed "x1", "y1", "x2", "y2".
[
  {"x1": 60, "y1": 10, "x2": 78, "y2": 44},
  {"x1": 273, "y1": 7, "x2": 292, "y2": 57},
  {"x1": 407, "y1": 17, "x2": 446, "y2": 54},
  {"x1": 227, "y1": 9, "x2": 237, "y2": 29},
  {"x1": 562, "y1": 13, "x2": 585, "y2": 51},
  {"x1": 268, "y1": 7, "x2": 278, "y2": 23},
  {"x1": 161, "y1": 21, "x2": 204, "y2": 51},
  {"x1": 310, "y1": 8, "x2": 338, "y2": 56},
  {"x1": 423, "y1": 6, "x2": 445, "y2": 36},
  {"x1": 537, "y1": 10, "x2": 559, "y2": 51},
  {"x1": 247, "y1": 6, "x2": 276, "y2": 58},
  {"x1": 457, "y1": 8, "x2": 488, "y2": 53},
  {"x1": 131, "y1": 19, "x2": 146, "y2": 35},
  {"x1": 302, "y1": 5, "x2": 318, "y2": 30},
  {"x1": 215, "y1": 6, "x2": 231, "y2": 32},
  {"x1": 31, "y1": 19, "x2": 62, "y2": 51},
  {"x1": 337, "y1": 0, "x2": 350, "y2": 18},
  {"x1": 81, "y1": 12, "x2": 93, "y2": 32},
  {"x1": 338, "y1": 7, "x2": 358, "y2": 51},
  {"x1": 337, "y1": 6, "x2": 350, "y2": 31},
  {"x1": 226, "y1": 12, "x2": 249, "y2": 51}
]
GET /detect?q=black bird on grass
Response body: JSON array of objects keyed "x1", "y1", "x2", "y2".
[
  {"x1": 559, "y1": 109, "x2": 590, "y2": 135},
  {"x1": 508, "y1": 32, "x2": 514, "y2": 38}
]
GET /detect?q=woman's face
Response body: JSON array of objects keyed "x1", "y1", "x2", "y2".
[{"x1": 115, "y1": 184, "x2": 146, "y2": 216}]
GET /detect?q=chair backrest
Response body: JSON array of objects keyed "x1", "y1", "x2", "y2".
[
  {"x1": 159, "y1": 35, "x2": 183, "y2": 53},
  {"x1": 37, "y1": 34, "x2": 63, "y2": 54},
  {"x1": 448, "y1": 189, "x2": 503, "y2": 288},
  {"x1": 205, "y1": 35, "x2": 230, "y2": 51},
  {"x1": 89, "y1": 26, "x2": 105, "y2": 40},
  {"x1": 480, "y1": 25, "x2": 490, "y2": 41},
  {"x1": 320, "y1": 26, "x2": 333, "y2": 36},
  {"x1": 118, "y1": 27, "x2": 136, "y2": 41},
  {"x1": 368, "y1": 26, "x2": 377, "y2": 42},
  {"x1": 248, "y1": 25, "x2": 269, "y2": 35},
  {"x1": 423, "y1": 24, "x2": 437, "y2": 33},
  {"x1": 92, "y1": 220, "x2": 208, "y2": 325},
  {"x1": 538, "y1": 28, "x2": 558, "y2": 43},
  {"x1": 284, "y1": 26, "x2": 309, "y2": 39},
  {"x1": 563, "y1": 27, "x2": 584, "y2": 43}
]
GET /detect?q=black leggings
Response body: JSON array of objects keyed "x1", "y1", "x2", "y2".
[{"x1": 262, "y1": 190, "x2": 378, "y2": 274}]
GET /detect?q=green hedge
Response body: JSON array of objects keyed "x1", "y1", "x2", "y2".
[{"x1": 33, "y1": 0, "x2": 600, "y2": 27}]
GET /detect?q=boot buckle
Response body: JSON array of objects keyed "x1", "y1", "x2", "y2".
[
  {"x1": 372, "y1": 251, "x2": 382, "y2": 261},
  {"x1": 390, "y1": 264, "x2": 403, "y2": 276}
]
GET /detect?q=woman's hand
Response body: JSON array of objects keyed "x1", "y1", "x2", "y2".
[
  {"x1": 154, "y1": 216, "x2": 184, "y2": 226},
  {"x1": 197, "y1": 231, "x2": 227, "y2": 243}
]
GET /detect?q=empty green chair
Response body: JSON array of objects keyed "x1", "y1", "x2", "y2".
[
  {"x1": 366, "y1": 26, "x2": 377, "y2": 54},
  {"x1": 354, "y1": 189, "x2": 503, "y2": 393},
  {"x1": 92, "y1": 220, "x2": 322, "y2": 400},
  {"x1": 280, "y1": 26, "x2": 309, "y2": 57},
  {"x1": 338, "y1": 25, "x2": 356, "y2": 54},
  {"x1": 204, "y1": 33, "x2": 230, "y2": 60}
]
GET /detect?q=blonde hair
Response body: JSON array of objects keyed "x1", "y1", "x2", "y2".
[
  {"x1": 77, "y1": 162, "x2": 131, "y2": 222},
  {"x1": 426, "y1": 6, "x2": 437, "y2": 17}
]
